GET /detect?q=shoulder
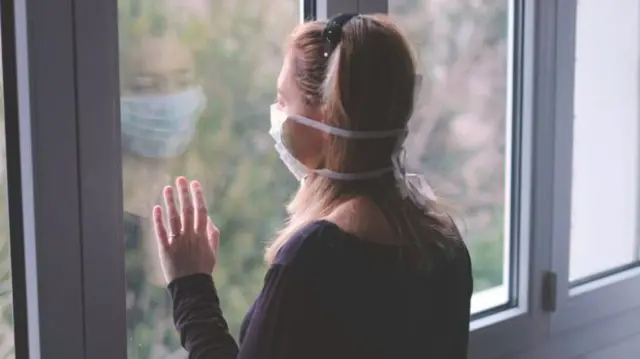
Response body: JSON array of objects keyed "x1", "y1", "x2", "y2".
[
  {"x1": 273, "y1": 220, "x2": 342, "y2": 267},
  {"x1": 418, "y1": 221, "x2": 473, "y2": 290},
  {"x1": 440, "y1": 236, "x2": 473, "y2": 296},
  {"x1": 436, "y1": 219, "x2": 472, "y2": 273}
]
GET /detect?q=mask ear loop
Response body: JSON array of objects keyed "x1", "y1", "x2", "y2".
[
  {"x1": 392, "y1": 133, "x2": 436, "y2": 203},
  {"x1": 392, "y1": 134, "x2": 410, "y2": 198}
]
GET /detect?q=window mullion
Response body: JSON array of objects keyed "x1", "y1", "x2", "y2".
[
  {"x1": 318, "y1": 0, "x2": 358, "y2": 19},
  {"x1": 72, "y1": 0, "x2": 127, "y2": 357},
  {"x1": 357, "y1": 0, "x2": 387, "y2": 14}
]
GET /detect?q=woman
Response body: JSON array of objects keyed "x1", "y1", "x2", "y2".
[{"x1": 153, "y1": 13, "x2": 473, "y2": 359}]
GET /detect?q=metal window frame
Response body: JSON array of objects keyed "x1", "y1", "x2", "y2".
[
  {"x1": 548, "y1": 0, "x2": 640, "y2": 335},
  {"x1": 3, "y1": 0, "x2": 90, "y2": 357},
  {"x1": 303, "y1": 0, "x2": 317, "y2": 20},
  {"x1": 1, "y1": 0, "x2": 33, "y2": 357},
  {"x1": 2, "y1": 0, "x2": 125, "y2": 357},
  {"x1": 358, "y1": 0, "x2": 387, "y2": 14},
  {"x1": 466, "y1": 1, "x2": 552, "y2": 357},
  {"x1": 316, "y1": 0, "x2": 358, "y2": 19},
  {"x1": 73, "y1": 0, "x2": 127, "y2": 356}
]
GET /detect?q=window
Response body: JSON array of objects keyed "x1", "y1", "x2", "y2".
[
  {"x1": 118, "y1": 0, "x2": 302, "y2": 357},
  {"x1": 569, "y1": 0, "x2": 640, "y2": 284},
  {"x1": 389, "y1": 0, "x2": 515, "y2": 314},
  {"x1": 0, "y1": 39, "x2": 14, "y2": 359},
  {"x1": 14, "y1": 0, "x2": 640, "y2": 358}
]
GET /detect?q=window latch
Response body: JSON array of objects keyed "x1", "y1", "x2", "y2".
[{"x1": 542, "y1": 271, "x2": 557, "y2": 313}]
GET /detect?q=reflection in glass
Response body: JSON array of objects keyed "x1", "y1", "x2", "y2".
[
  {"x1": 119, "y1": 0, "x2": 300, "y2": 357},
  {"x1": 569, "y1": 0, "x2": 640, "y2": 282},
  {"x1": 0, "y1": 34, "x2": 15, "y2": 359},
  {"x1": 120, "y1": 31, "x2": 206, "y2": 158},
  {"x1": 389, "y1": 0, "x2": 513, "y2": 313}
]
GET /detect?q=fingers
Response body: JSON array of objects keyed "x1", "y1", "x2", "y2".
[
  {"x1": 152, "y1": 206, "x2": 170, "y2": 249},
  {"x1": 163, "y1": 177, "x2": 208, "y2": 237},
  {"x1": 176, "y1": 177, "x2": 194, "y2": 233},
  {"x1": 163, "y1": 186, "x2": 181, "y2": 236},
  {"x1": 207, "y1": 217, "x2": 220, "y2": 255},
  {"x1": 191, "y1": 180, "x2": 208, "y2": 234}
]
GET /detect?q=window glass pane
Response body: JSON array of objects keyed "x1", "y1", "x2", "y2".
[
  {"x1": 569, "y1": 0, "x2": 640, "y2": 282},
  {"x1": 118, "y1": 0, "x2": 300, "y2": 357},
  {"x1": 389, "y1": 0, "x2": 514, "y2": 313},
  {"x1": 0, "y1": 34, "x2": 15, "y2": 358}
]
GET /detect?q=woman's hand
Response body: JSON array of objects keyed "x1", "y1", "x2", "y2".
[{"x1": 152, "y1": 176, "x2": 220, "y2": 284}]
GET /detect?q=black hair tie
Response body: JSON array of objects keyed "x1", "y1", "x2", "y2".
[{"x1": 322, "y1": 13, "x2": 359, "y2": 58}]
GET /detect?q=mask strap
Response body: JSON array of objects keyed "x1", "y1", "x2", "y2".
[
  {"x1": 314, "y1": 166, "x2": 394, "y2": 181},
  {"x1": 289, "y1": 115, "x2": 406, "y2": 139}
]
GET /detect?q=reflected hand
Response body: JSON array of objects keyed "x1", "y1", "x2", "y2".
[{"x1": 152, "y1": 177, "x2": 220, "y2": 284}]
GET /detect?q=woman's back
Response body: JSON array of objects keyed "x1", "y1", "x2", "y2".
[{"x1": 235, "y1": 220, "x2": 473, "y2": 359}]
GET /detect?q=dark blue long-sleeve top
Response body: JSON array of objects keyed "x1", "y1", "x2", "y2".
[{"x1": 168, "y1": 220, "x2": 473, "y2": 359}]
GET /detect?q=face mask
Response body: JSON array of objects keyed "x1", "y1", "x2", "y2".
[
  {"x1": 121, "y1": 87, "x2": 206, "y2": 158},
  {"x1": 269, "y1": 104, "x2": 406, "y2": 181}
]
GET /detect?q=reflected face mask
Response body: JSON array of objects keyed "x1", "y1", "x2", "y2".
[
  {"x1": 120, "y1": 87, "x2": 206, "y2": 158},
  {"x1": 268, "y1": 104, "x2": 406, "y2": 181}
]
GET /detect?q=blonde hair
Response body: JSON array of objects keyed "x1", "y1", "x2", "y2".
[{"x1": 265, "y1": 14, "x2": 460, "y2": 266}]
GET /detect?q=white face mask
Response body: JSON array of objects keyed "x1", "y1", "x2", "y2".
[
  {"x1": 121, "y1": 87, "x2": 206, "y2": 158},
  {"x1": 268, "y1": 104, "x2": 406, "y2": 181}
]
